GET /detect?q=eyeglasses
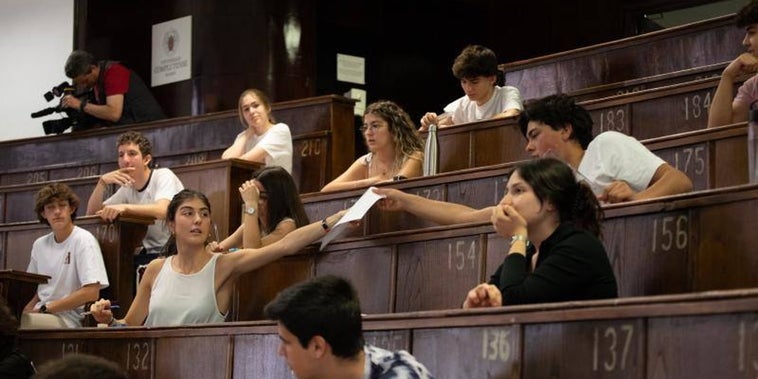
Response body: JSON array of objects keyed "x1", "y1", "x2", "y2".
[{"x1": 360, "y1": 123, "x2": 387, "y2": 133}]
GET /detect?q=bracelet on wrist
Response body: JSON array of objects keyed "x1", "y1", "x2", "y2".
[
  {"x1": 509, "y1": 234, "x2": 530, "y2": 247},
  {"x1": 321, "y1": 218, "x2": 331, "y2": 233}
]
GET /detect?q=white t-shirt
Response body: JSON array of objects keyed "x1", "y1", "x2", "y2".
[
  {"x1": 577, "y1": 131, "x2": 665, "y2": 196},
  {"x1": 27, "y1": 226, "x2": 109, "y2": 328},
  {"x1": 239, "y1": 122, "x2": 293, "y2": 173},
  {"x1": 104, "y1": 168, "x2": 184, "y2": 251},
  {"x1": 444, "y1": 85, "x2": 523, "y2": 125},
  {"x1": 144, "y1": 254, "x2": 226, "y2": 326}
]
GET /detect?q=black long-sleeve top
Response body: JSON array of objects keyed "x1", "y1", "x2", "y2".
[{"x1": 489, "y1": 223, "x2": 618, "y2": 305}]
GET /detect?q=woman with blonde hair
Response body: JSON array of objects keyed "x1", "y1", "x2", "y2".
[{"x1": 222, "y1": 89, "x2": 293, "y2": 173}]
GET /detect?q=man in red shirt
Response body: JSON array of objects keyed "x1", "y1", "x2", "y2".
[{"x1": 61, "y1": 50, "x2": 165, "y2": 127}]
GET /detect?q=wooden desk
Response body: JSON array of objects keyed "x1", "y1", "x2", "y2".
[
  {"x1": 500, "y1": 14, "x2": 741, "y2": 100},
  {"x1": 302, "y1": 183, "x2": 758, "y2": 310},
  {"x1": 0, "y1": 270, "x2": 49, "y2": 319},
  {"x1": 570, "y1": 61, "x2": 726, "y2": 102},
  {"x1": 0, "y1": 95, "x2": 355, "y2": 193},
  {"x1": 17, "y1": 289, "x2": 758, "y2": 379}
]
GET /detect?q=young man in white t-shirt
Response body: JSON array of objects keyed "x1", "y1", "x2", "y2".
[
  {"x1": 23, "y1": 183, "x2": 109, "y2": 328},
  {"x1": 420, "y1": 45, "x2": 523, "y2": 130},
  {"x1": 86, "y1": 131, "x2": 184, "y2": 266},
  {"x1": 519, "y1": 94, "x2": 693, "y2": 203}
]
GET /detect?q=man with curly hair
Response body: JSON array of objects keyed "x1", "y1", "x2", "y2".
[
  {"x1": 420, "y1": 45, "x2": 523, "y2": 130},
  {"x1": 23, "y1": 183, "x2": 109, "y2": 328}
]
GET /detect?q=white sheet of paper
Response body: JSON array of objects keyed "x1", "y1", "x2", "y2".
[{"x1": 320, "y1": 187, "x2": 385, "y2": 251}]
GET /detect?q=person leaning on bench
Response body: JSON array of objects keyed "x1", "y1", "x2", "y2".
[
  {"x1": 708, "y1": 0, "x2": 758, "y2": 128},
  {"x1": 86, "y1": 131, "x2": 184, "y2": 268},
  {"x1": 520, "y1": 94, "x2": 692, "y2": 203},
  {"x1": 376, "y1": 158, "x2": 617, "y2": 308},
  {"x1": 222, "y1": 88, "x2": 293, "y2": 173},
  {"x1": 88, "y1": 189, "x2": 345, "y2": 327},
  {"x1": 264, "y1": 275, "x2": 434, "y2": 379},
  {"x1": 22, "y1": 183, "x2": 109, "y2": 329},
  {"x1": 419, "y1": 44, "x2": 523, "y2": 131},
  {"x1": 321, "y1": 100, "x2": 424, "y2": 192}
]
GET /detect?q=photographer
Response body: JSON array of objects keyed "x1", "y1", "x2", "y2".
[{"x1": 62, "y1": 50, "x2": 165, "y2": 126}]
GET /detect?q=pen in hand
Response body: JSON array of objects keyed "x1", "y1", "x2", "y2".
[{"x1": 80, "y1": 304, "x2": 120, "y2": 317}]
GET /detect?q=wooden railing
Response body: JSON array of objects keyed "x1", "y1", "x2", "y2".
[{"x1": 17, "y1": 289, "x2": 758, "y2": 378}]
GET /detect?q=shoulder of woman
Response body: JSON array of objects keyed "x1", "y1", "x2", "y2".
[{"x1": 407, "y1": 150, "x2": 424, "y2": 161}]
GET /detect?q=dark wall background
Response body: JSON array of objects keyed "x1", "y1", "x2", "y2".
[{"x1": 74, "y1": 0, "x2": 721, "y2": 124}]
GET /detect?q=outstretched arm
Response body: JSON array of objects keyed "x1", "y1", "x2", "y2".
[
  {"x1": 221, "y1": 211, "x2": 345, "y2": 279},
  {"x1": 373, "y1": 187, "x2": 491, "y2": 225}
]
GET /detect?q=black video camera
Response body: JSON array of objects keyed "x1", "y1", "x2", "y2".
[{"x1": 31, "y1": 82, "x2": 95, "y2": 135}]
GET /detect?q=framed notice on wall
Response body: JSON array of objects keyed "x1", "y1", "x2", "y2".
[{"x1": 151, "y1": 15, "x2": 192, "y2": 87}]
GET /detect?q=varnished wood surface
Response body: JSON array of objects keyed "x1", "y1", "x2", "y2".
[
  {"x1": 500, "y1": 14, "x2": 742, "y2": 100},
  {"x1": 1, "y1": 95, "x2": 355, "y2": 194},
  {"x1": 17, "y1": 289, "x2": 758, "y2": 379}
]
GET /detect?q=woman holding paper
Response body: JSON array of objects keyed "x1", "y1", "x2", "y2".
[
  {"x1": 321, "y1": 100, "x2": 424, "y2": 192},
  {"x1": 89, "y1": 189, "x2": 344, "y2": 327}
]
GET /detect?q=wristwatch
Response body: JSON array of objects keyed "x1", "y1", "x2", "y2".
[
  {"x1": 39, "y1": 304, "x2": 49, "y2": 314},
  {"x1": 509, "y1": 234, "x2": 530, "y2": 247},
  {"x1": 244, "y1": 206, "x2": 256, "y2": 215}
]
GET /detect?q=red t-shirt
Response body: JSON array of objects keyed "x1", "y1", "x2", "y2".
[{"x1": 95, "y1": 63, "x2": 130, "y2": 101}]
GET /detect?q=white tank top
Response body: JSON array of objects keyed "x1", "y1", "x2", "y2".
[{"x1": 144, "y1": 254, "x2": 226, "y2": 326}]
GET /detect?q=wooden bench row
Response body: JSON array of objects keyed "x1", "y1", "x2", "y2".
[
  {"x1": 233, "y1": 183, "x2": 758, "y2": 320},
  {"x1": 303, "y1": 122, "x2": 749, "y2": 230},
  {"x1": 17, "y1": 289, "x2": 758, "y2": 379},
  {"x1": 429, "y1": 102, "x2": 746, "y2": 181},
  {"x1": 0, "y1": 68, "x2": 736, "y2": 201},
  {"x1": 569, "y1": 61, "x2": 726, "y2": 102},
  {"x1": 0, "y1": 114, "x2": 748, "y2": 228},
  {"x1": 0, "y1": 95, "x2": 355, "y2": 194},
  {"x1": 4, "y1": 172, "x2": 756, "y2": 321},
  {"x1": 0, "y1": 159, "x2": 259, "y2": 238},
  {"x1": 500, "y1": 14, "x2": 741, "y2": 100}
]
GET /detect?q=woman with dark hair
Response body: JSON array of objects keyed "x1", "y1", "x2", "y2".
[
  {"x1": 222, "y1": 89, "x2": 293, "y2": 173},
  {"x1": 321, "y1": 100, "x2": 424, "y2": 192},
  {"x1": 89, "y1": 189, "x2": 343, "y2": 327},
  {"x1": 211, "y1": 166, "x2": 309, "y2": 251},
  {"x1": 463, "y1": 158, "x2": 617, "y2": 308}
]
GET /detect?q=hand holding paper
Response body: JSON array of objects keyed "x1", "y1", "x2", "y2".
[{"x1": 320, "y1": 187, "x2": 386, "y2": 250}]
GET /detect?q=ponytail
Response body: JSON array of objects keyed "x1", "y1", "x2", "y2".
[{"x1": 571, "y1": 181, "x2": 603, "y2": 238}]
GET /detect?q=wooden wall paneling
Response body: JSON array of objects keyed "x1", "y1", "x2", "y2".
[
  {"x1": 315, "y1": 245, "x2": 394, "y2": 314},
  {"x1": 154, "y1": 335, "x2": 230, "y2": 378},
  {"x1": 570, "y1": 62, "x2": 727, "y2": 103},
  {"x1": 694, "y1": 194, "x2": 758, "y2": 291},
  {"x1": 502, "y1": 15, "x2": 741, "y2": 100},
  {"x1": 646, "y1": 313, "x2": 755, "y2": 378},
  {"x1": 232, "y1": 255, "x2": 313, "y2": 321},
  {"x1": 87, "y1": 338, "x2": 155, "y2": 379},
  {"x1": 395, "y1": 231, "x2": 486, "y2": 312},
  {"x1": 413, "y1": 325, "x2": 522, "y2": 379},
  {"x1": 523, "y1": 318, "x2": 645, "y2": 378},
  {"x1": 233, "y1": 333, "x2": 291, "y2": 378}
]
